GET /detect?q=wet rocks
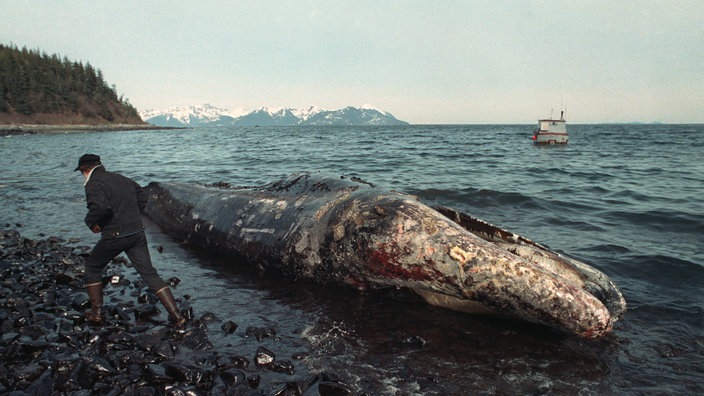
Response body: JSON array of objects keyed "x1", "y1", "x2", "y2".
[
  {"x1": 255, "y1": 346, "x2": 276, "y2": 367},
  {"x1": 221, "y1": 320, "x2": 238, "y2": 334},
  {"x1": 0, "y1": 227, "x2": 350, "y2": 394},
  {"x1": 247, "y1": 325, "x2": 278, "y2": 341}
]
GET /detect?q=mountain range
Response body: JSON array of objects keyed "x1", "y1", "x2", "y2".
[{"x1": 140, "y1": 104, "x2": 409, "y2": 127}]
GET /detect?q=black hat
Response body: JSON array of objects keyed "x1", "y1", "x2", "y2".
[{"x1": 74, "y1": 154, "x2": 101, "y2": 171}]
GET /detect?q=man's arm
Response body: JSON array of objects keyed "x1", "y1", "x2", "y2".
[
  {"x1": 136, "y1": 182, "x2": 147, "y2": 213},
  {"x1": 84, "y1": 181, "x2": 113, "y2": 231}
]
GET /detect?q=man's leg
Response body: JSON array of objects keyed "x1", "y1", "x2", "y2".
[
  {"x1": 85, "y1": 282, "x2": 103, "y2": 322},
  {"x1": 156, "y1": 286, "x2": 186, "y2": 326},
  {"x1": 125, "y1": 232, "x2": 185, "y2": 325},
  {"x1": 84, "y1": 238, "x2": 119, "y2": 322}
]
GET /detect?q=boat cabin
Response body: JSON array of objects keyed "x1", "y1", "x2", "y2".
[{"x1": 533, "y1": 111, "x2": 568, "y2": 144}]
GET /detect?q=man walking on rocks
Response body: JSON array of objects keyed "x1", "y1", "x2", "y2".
[{"x1": 74, "y1": 154, "x2": 186, "y2": 326}]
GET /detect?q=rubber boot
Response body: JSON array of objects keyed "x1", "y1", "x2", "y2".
[
  {"x1": 85, "y1": 282, "x2": 103, "y2": 323},
  {"x1": 156, "y1": 287, "x2": 186, "y2": 326}
]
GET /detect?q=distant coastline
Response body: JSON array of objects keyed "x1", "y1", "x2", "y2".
[{"x1": 0, "y1": 124, "x2": 186, "y2": 136}]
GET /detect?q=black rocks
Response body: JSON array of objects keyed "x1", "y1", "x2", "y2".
[
  {"x1": 255, "y1": 346, "x2": 276, "y2": 367},
  {"x1": 246, "y1": 325, "x2": 278, "y2": 341},
  {"x1": 0, "y1": 228, "x2": 325, "y2": 394},
  {"x1": 221, "y1": 320, "x2": 238, "y2": 334}
]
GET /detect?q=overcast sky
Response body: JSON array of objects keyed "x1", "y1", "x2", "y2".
[{"x1": 2, "y1": 1, "x2": 702, "y2": 124}]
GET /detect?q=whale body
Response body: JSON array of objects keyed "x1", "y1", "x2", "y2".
[{"x1": 144, "y1": 172, "x2": 626, "y2": 338}]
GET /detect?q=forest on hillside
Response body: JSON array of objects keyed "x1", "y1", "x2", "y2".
[{"x1": 0, "y1": 44, "x2": 144, "y2": 125}]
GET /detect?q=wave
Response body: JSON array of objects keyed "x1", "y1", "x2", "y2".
[
  {"x1": 600, "y1": 209, "x2": 704, "y2": 233},
  {"x1": 540, "y1": 214, "x2": 606, "y2": 232},
  {"x1": 621, "y1": 254, "x2": 703, "y2": 287},
  {"x1": 579, "y1": 244, "x2": 632, "y2": 255},
  {"x1": 411, "y1": 187, "x2": 543, "y2": 211}
]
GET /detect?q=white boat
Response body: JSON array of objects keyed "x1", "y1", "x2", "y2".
[{"x1": 532, "y1": 110, "x2": 568, "y2": 144}]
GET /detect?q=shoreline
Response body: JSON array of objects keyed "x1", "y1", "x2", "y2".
[
  {"x1": 0, "y1": 124, "x2": 188, "y2": 136},
  {"x1": 0, "y1": 226, "x2": 345, "y2": 394}
]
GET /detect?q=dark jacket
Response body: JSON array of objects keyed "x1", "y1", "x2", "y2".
[{"x1": 84, "y1": 166, "x2": 146, "y2": 239}]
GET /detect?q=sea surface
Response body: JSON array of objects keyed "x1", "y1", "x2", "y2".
[{"x1": 1, "y1": 124, "x2": 702, "y2": 395}]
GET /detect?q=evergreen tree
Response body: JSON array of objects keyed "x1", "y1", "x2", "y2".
[{"x1": 0, "y1": 43, "x2": 144, "y2": 124}]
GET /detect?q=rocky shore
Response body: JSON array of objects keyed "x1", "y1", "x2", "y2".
[
  {"x1": 0, "y1": 124, "x2": 185, "y2": 136},
  {"x1": 0, "y1": 227, "x2": 351, "y2": 395}
]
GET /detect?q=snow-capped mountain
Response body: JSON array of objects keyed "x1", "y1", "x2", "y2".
[
  {"x1": 140, "y1": 104, "x2": 408, "y2": 127},
  {"x1": 139, "y1": 104, "x2": 248, "y2": 127},
  {"x1": 303, "y1": 106, "x2": 402, "y2": 126}
]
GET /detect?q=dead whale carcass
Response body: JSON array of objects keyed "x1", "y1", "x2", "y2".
[{"x1": 144, "y1": 172, "x2": 626, "y2": 338}]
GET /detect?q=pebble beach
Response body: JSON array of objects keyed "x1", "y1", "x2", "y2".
[{"x1": 0, "y1": 227, "x2": 350, "y2": 395}]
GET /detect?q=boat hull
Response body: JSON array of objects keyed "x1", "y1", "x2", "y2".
[{"x1": 533, "y1": 132, "x2": 568, "y2": 144}]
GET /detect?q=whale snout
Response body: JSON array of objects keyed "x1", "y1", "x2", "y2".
[{"x1": 423, "y1": 206, "x2": 627, "y2": 338}]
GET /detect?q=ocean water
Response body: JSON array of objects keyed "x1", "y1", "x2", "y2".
[{"x1": 1, "y1": 124, "x2": 702, "y2": 394}]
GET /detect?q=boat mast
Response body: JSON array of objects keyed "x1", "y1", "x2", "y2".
[{"x1": 560, "y1": 86, "x2": 565, "y2": 120}]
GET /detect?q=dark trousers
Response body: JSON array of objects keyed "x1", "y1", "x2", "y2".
[{"x1": 85, "y1": 231, "x2": 167, "y2": 292}]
